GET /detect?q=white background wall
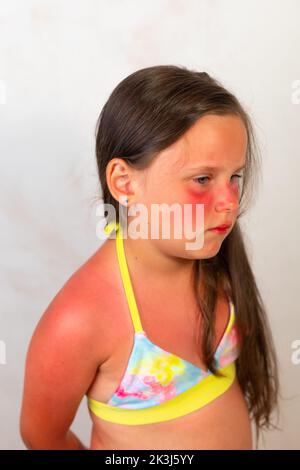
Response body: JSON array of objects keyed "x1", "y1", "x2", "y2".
[{"x1": 0, "y1": 0, "x2": 299, "y2": 450}]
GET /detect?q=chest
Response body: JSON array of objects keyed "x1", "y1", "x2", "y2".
[{"x1": 87, "y1": 284, "x2": 230, "y2": 405}]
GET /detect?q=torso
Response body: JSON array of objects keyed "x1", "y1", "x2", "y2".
[{"x1": 82, "y1": 237, "x2": 253, "y2": 450}]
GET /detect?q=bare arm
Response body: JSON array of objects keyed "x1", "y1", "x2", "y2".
[
  {"x1": 20, "y1": 286, "x2": 107, "y2": 450},
  {"x1": 23, "y1": 429, "x2": 88, "y2": 450}
]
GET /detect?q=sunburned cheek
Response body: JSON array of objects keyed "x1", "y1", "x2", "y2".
[
  {"x1": 183, "y1": 189, "x2": 213, "y2": 226},
  {"x1": 232, "y1": 185, "x2": 240, "y2": 198}
]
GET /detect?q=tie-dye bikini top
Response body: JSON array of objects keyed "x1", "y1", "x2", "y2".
[{"x1": 86, "y1": 220, "x2": 241, "y2": 425}]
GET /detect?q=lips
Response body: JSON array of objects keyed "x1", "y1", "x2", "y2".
[{"x1": 210, "y1": 224, "x2": 231, "y2": 230}]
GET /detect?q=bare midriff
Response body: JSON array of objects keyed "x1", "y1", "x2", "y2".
[{"x1": 88, "y1": 376, "x2": 252, "y2": 450}]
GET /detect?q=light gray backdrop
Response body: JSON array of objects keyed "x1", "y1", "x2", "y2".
[{"x1": 0, "y1": 0, "x2": 299, "y2": 450}]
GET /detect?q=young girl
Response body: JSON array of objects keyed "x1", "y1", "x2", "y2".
[{"x1": 20, "y1": 65, "x2": 280, "y2": 450}]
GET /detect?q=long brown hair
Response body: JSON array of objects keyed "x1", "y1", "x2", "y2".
[{"x1": 94, "y1": 65, "x2": 281, "y2": 448}]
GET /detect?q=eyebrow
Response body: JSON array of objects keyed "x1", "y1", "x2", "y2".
[{"x1": 184, "y1": 163, "x2": 246, "y2": 173}]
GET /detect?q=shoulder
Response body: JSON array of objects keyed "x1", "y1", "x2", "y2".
[{"x1": 31, "y1": 239, "x2": 120, "y2": 366}]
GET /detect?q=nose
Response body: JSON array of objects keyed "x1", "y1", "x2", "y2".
[
  {"x1": 214, "y1": 189, "x2": 238, "y2": 213},
  {"x1": 215, "y1": 201, "x2": 235, "y2": 213}
]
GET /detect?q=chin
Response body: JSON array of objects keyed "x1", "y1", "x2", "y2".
[
  {"x1": 199, "y1": 243, "x2": 223, "y2": 259},
  {"x1": 183, "y1": 243, "x2": 222, "y2": 260}
]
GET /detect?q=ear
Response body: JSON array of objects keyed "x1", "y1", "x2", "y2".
[{"x1": 106, "y1": 158, "x2": 136, "y2": 206}]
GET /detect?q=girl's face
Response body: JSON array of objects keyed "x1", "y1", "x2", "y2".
[{"x1": 132, "y1": 113, "x2": 248, "y2": 260}]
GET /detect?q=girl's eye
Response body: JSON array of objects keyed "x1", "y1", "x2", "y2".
[
  {"x1": 194, "y1": 176, "x2": 209, "y2": 185},
  {"x1": 193, "y1": 176, "x2": 211, "y2": 185},
  {"x1": 231, "y1": 174, "x2": 244, "y2": 183},
  {"x1": 193, "y1": 174, "x2": 244, "y2": 186}
]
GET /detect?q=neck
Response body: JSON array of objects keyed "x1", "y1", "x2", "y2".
[{"x1": 120, "y1": 229, "x2": 197, "y2": 290}]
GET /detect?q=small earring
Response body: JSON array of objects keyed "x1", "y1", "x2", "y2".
[{"x1": 119, "y1": 196, "x2": 129, "y2": 207}]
